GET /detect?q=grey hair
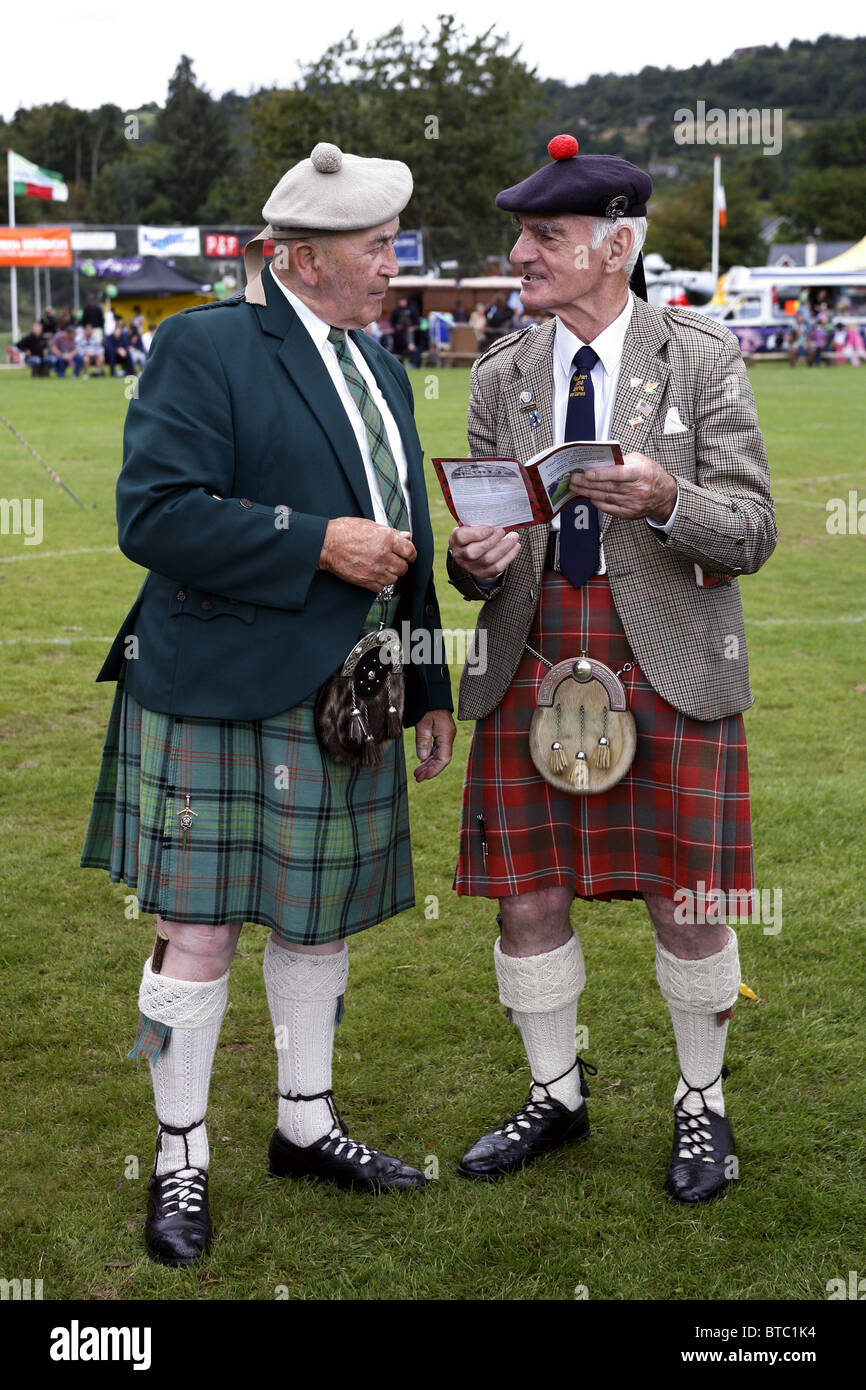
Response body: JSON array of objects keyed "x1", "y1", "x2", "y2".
[{"x1": 589, "y1": 215, "x2": 647, "y2": 276}]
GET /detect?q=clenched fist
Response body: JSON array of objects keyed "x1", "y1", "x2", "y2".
[{"x1": 319, "y1": 517, "x2": 416, "y2": 592}]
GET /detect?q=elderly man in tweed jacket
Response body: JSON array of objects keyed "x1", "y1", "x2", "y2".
[
  {"x1": 448, "y1": 137, "x2": 776, "y2": 1202},
  {"x1": 82, "y1": 143, "x2": 455, "y2": 1265}
]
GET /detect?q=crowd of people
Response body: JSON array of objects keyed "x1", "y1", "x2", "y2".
[
  {"x1": 368, "y1": 292, "x2": 540, "y2": 364},
  {"x1": 15, "y1": 295, "x2": 155, "y2": 380},
  {"x1": 785, "y1": 305, "x2": 865, "y2": 366}
]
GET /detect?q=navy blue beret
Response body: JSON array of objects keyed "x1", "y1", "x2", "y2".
[{"x1": 496, "y1": 138, "x2": 653, "y2": 219}]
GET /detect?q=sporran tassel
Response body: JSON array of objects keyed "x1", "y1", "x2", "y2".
[
  {"x1": 594, "y1": 736, "x2": 611, "y2": 769},
  {"x1": 384, "y1": 677, "x2": 402, "y2": 740},
  {"x1": 348, "y1": 705, "x2": 365, "y2": 748},
  {"x1": 569, "y1": 750, "x2": 589, "y2": 789},
  {"x1": 549, "y1": 741, "x2": 567, "y2": 775},
  {"x1": 361, "y1": 734, "x2": 383, "y2": 767},
  {"x1": 594, "y1": 706, "x2": 610, "y2": 768}
]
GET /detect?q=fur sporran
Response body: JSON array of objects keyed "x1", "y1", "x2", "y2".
[
  {"x1": 315, "y1": 627, "x2": 405, "y2": 767},
  {"x1": 529, "y1": 654, "x2": 637, "y2": 794}
]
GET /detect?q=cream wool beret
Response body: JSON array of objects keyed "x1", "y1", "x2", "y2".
[{"x1": 243, "y1": 142, "x2": 412, "y2": 305}]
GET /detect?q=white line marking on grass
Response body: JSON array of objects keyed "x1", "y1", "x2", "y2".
[
  {"x1": 773, "y1": 473, "x2": 866, "y2": 484},
  {"x1": 0, "y1": 545, "x2": 120, "y2": 564},
  {"x1": 0, "y1": 635, "x2": 115, "y2": 647},
  {"x1": 746, "y1": 614, "x2": 866, "y2": 626},
  {"x1": 771, "y1": 497, "x2": 839, "y2": 508}
]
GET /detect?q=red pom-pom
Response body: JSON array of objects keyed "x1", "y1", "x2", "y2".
[{"x1": 548, "y1": 134, "x2": 579, "y2": 161}]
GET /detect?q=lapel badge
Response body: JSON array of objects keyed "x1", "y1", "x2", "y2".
[
  {"x1": 644, "y1": 381, "x2": 659, "y2": 393},
  {"x1": 630, "y1": 376, "x2": 642, "y2": 389},
  {"x1": 528, "y1": 410, "x2": 541, "y2": 428},
  {"x1": 177, "y1": 793, "x2": 198, "y2": 833},
  {"x1": 628, "y1": 414, "x2": 643, "y2": 429},
  {"x1": 637, "y1": 401, "x2": 652, "y2": 417},
  {"x1": 519, "y1": 388, "x2": 534, "y2": 406}
]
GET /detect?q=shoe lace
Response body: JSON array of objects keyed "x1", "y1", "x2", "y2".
[
  {"x1": 280, "y1": 1087, "x2": 375, "y2": 1166},
  {"x1": 157, "y1": 1168, "x2": 207, "y2": 1214},
  {"x1": 673, "y1": 1066, "x2": 730, "y2": 1163},
  {"x1": 495, "y1": 1056, "x2": 597, "y2": 1143}
]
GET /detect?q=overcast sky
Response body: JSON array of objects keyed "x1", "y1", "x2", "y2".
[{"x1": 3, "y1": 0, "x2": 863, "y2": 121}]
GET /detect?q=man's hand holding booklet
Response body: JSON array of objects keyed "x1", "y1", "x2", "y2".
[{"x1": 433, "y1": 441, "x2": 624, "y2": 529}]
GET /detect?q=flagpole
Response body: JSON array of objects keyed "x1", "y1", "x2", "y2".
[
  {"x1": 711, "y1": 154, "x2": 721, "y2": 290},
  {"x1": 7, "y1": 149, "x2": 19, "y2": 345}
]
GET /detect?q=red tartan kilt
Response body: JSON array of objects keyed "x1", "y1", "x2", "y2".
[{"x1": 454, "y1": 571, "x2": 754, "y2": 907}]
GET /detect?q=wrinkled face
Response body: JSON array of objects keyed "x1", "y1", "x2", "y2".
[
  {"x1": 510, "y1": 212, "x2": 615, "y2": 315},
  {"x1": 317, "y1": 218, "x2": 401, "y2": 329}
]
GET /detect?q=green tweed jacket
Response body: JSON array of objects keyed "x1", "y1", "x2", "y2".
[
  {"x1": 98, "y1": 270, "x2": 452, "y2": 723},
  {"x1": 447, "y1": 295, "x2": 777, "y2": 722}
]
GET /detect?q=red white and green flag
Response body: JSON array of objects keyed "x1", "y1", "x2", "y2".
[{"x1": 9, "y1": 150, "x2": 69, "y2": 202}]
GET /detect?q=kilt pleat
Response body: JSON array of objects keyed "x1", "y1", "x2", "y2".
[
  {"x1": 81, "y1": 678, "x2": 414, "y2": 945},
  {"x1": 454, "y1": 571, "x2": 754, "y2": 908}
]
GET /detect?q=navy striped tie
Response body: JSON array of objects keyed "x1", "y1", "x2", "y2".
[{"x1": 559, "y1": 344, "x2": 600, "y2": 589}]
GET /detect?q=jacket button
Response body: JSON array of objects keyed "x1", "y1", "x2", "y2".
[
  {"x1": 201, "y1": 600, "x2": 213, "y2": 611},
  {"x1": 239, "y1": 497, "x2": 253, "y2": 509},
  {"x1": 176, "y1": 589, "x2": 186, "y2": 602},
  {"x1": 440, "y1": 665, "x2": 448, "y2": 678},
  {"x1": 735, "y1": 538, "x2": 744, "y2": 545},
  {"x1": 425, "y1": 602, "x2": 434, "y2": 616}
]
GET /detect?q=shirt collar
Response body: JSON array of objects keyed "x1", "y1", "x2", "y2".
[
  {"x1": 554, "y1": 292, "x2": 635, "y2": 379},
  {"x1": 269, "y1": 265, "x2": 334, "y2": 351}
]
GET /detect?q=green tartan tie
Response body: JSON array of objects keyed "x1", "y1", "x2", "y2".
[{"x1": 327, "y1": 327, "x2": 409, "y2": 533}]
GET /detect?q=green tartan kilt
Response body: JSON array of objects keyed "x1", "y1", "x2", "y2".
[{"x1": 80, "y1": 678, "x2": 414, "y2": 945}]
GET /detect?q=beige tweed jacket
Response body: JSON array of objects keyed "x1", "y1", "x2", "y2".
[{"x1": 447, "y1": 294, "x2": 777, "y2": 722}]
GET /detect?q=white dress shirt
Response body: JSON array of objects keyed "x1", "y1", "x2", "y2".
[
  {"x1": 550, "y1": 293, "x2": 678, "y2": 549},
  {"x1": 270, "y1": 266, "x2": 413, "y2": 533}
]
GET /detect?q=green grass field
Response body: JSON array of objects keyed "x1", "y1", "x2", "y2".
[{"x1": 1, "y1": 362, "x2": 864, "y2": 1302}]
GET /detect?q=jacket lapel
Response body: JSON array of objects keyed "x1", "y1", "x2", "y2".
[
  {"x1": 507, "y1": 322, "x2": 557, "y2": 575},
  {"x1": 507, "y1": 320, "x2": 556, "y2": 461},
  {"x1": 603, "y1": 296, "x2": 672, "y2": 537},
  {"x1": 255, "y1": 273, "x2": 375, "y2": 520}
]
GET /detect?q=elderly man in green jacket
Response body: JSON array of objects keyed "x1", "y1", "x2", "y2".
[{"x1": 82, "y1": 143, "x2": 455, "y2": 1266}]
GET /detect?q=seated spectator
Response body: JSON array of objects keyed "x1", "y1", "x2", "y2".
[
  {"x1": 391, "y1": 313, "x2": 411, "y2": 363},
  {"x1": 80, "y1": 294, "x2": 104, "y2": 330},
  {"x1": 41, "y1": 305, "x2": 58, "y2": 335},
  {"x1": 127, "y1": 325, "x2": 147, "y2": 371},
  {"x1": 469, "y1": 302, "x2": 487, "y2": 346},
  {"x1": 839, "y1": 322, "x2": 865, "y2": 367},
  {"x1": 75, "y1": 323, "x2": 106, "y2": 377},
  {"x1": 483, "y1": 295, "x2": 513, "y2": 351},
  {"x1": 50, "y1": 325, "x2": 84, "y2": 378},
  {"x1": 375, "y1": 313, "x2": 393, "y2": 352},
  {"x1": 131, "y1": 305, "x2": 146, "y2": 333},
  {"x1": 786, "y1": 315, "x2": 810, "y2": 367},
  {"x1": 17, "y1": 321, "x2": 52, "y2": 376},
  {"x1": 453, "y1": 297, "x2": 468, "y2": 324},
  {"x1": 105, "y1": 322, "x2": 134, "y2": 377},
  {"x1": 809, "y1": 311, "x2": 831, "y2": 366}
]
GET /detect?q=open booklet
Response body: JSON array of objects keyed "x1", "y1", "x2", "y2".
[{"x1": 432, "y1": 441, "x2": 624, "y2": 529}]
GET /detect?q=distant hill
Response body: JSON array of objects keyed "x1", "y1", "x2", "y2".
[{"x1": 529, "y1": 34, "x2": 866, "y2": 187}]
